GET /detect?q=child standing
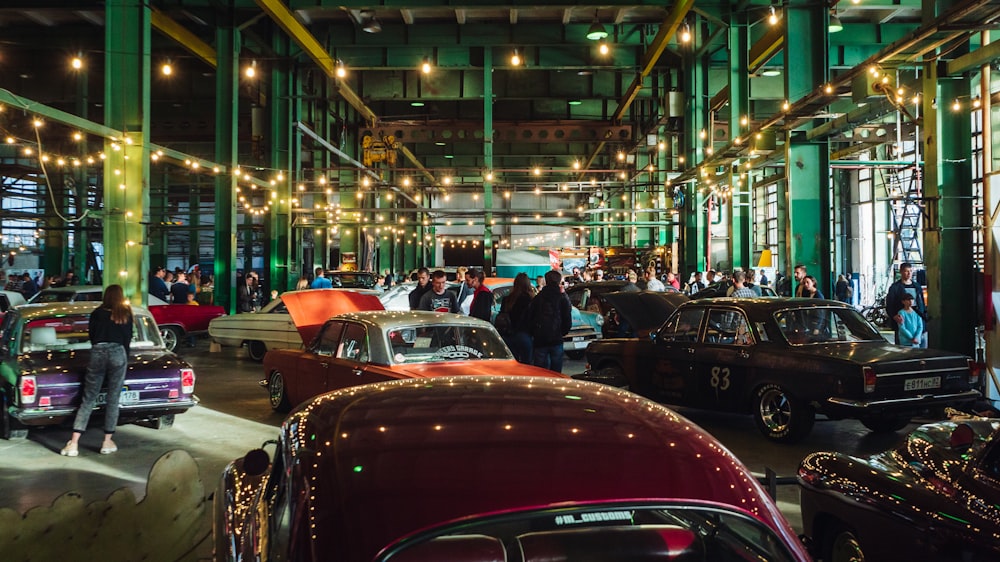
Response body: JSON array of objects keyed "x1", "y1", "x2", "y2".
[{"x1": 897, "y1": 292, "x2": 926, "y2": 348}]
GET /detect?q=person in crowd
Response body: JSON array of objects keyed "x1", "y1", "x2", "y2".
[
  {"x1": 149, "y1": 267, "x2": 170, "y2": 301},
  {"x1": 237, "y1": 272, "x2": 258, "y2": 313},
  {"x1": 295, "y1": 276, "x2": 310, "y2": 290},
  {"x1": 408, "y1": 267, "x2": 432, "y2": 310},
  {"x1": 525, "y1": 269, "x2": 572, "y2": 373},
  {"x1": 729, "y1": 270, "x2": 756, "y2": 297},
  {"x1": 42, "y1": 275, "x2": 57, "y2": 289},
  {"x1": 666, "y1": 271, "x2": 680, "y2": 290},
  {"x1": 20, "y1": 272, "x2": 38, "y2": 300},
  {"x1": 775, "y1": 271, "x2": 791, "y2": 296},
  {"x1": 54, "y1": 271, "x2": 77, "y2": 287},
  {"x1": 706, "y1": 270, "x2": 717, "y2": 285},
  {"x1": 163, "y1": 270, "x2": 175, "y2": 290},
  {"x1": 886, "y1": 262, "x2": 926, "y2": 346},
  {"x1": 382, "y1": 269, "x2": 393, "y2": 289},
  {"x1": 570, "y1": 267, "x2": 584, "y2": 284},
  {"x1": 896, "y1": 293, "x2": 926, "y2": 348},
  {"x1": 455, "y1": 266, "x2": 473, "y2": 314},
  {"x1": 60, "y1": 284, "x2": 132, "y2": 457},
  {"x1": 645, "y1": 268, "x2": 665, "y2": 291},
  {"x1": 686, "y1": 271, "x2": 705, "y2": 295},
  {"x1": 834, "y1": 274, "x2": 850, "y2": 302},
  {"x1": 759, "y1": 269, "x2": 770, "y2": 286},
  {"x1": 621, "y1": 270, "x2": 641, "y2": 292},
  {"x1": 497, "y1": 272, "x2": 535, "y2": 363},
  {"x1": 418, "y1": 269, "x2": 460, "y2": 313},
  {"x1": 745, "y1": 269, "x2": 762, "y2": 296},
  {"x1": 793, "y1": 264, "x2": 808, "y2": 297},
  {"x1": 594, "y1": 269, "x2": 605, "y2": 282},
  {"x1": 311, "y1": 266, "x2": 332, "y2": 289},
  {"x1": 466, "y1": 268, "x2": 493, "y2": 322},
  {"x1": 801, "y1": 275, "x2": 824, "y2": 299},
  {"x1": 535, "y1": 275, "x2": 546, "y2": 289},
  {"x1": 169, "y1": 272, "x2": 190, "y2": 304}
]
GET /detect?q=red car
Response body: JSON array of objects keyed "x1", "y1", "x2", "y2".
[
  {"x1": 261, "y1": 290, "x2": 565, "y2": 412},
  {"x1": 216, "y1": 377, "x2": 811, "y2": 561}
]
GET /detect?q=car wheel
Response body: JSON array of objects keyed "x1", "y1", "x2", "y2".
[
  {"x1": 566, "y1": 350, "x2": 586, "y2": 360},
  {"x1": 753, "y1": 383, "x2": 814, "y2": 443},
  {"x1": 160, "y1": 326, "x2": 182, "y2": 352},
  {"x1": 1, "y1": 392, "x2": 28, "y2": 440},
  {"x1": 247, "y1": 340, "x2": 268, "y2": 362},
  {"x1": 598, "y1": 365, "x2": 630, "y2": 389},
  {"x1": 861, "y1": 416, "x2": 910, "y2": 433},
  {"x1": 826, "y1": 525, "x2": 866, "y2": 562},
  {"x1": 268, "y1": 371, "x2": 292, "y2": 413}
]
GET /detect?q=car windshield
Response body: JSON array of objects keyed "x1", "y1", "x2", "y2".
[
  {"x1": 21, "y1": 312, "x2": 164, "y2": 352},
  {"x1": 329, "y1": 273, "x2": 376, "y2": 288},
  {"x1": 773, "y1": 306, "x2": 882, "y2": 345},
  {"x1": 386, "y1": 324, "x2": 513, "y2": 364},
  {"x1": 379, "y1": 502, "x2": 798, "y2": 562}
]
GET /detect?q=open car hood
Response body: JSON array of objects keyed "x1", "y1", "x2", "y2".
[
  {"x1": 604, "y1": 291, "x2": 689, "y2": 334},
  {"x1": 281, "y1": 289, "x2": 384, "y2": 344}
]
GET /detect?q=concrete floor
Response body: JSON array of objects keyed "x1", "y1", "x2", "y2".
[{"x1": 0, "y1": 337, "x2": 915, "y2": 559}]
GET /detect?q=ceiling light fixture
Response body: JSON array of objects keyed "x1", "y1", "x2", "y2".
[
  {"x1": 245, "y1": 60, "x2": 257, "y2": 78},
  {"x1": 511, "y1": 49, "x2": 522, "y2": 66},
  {"x1": 768, "y1": 5, "x2": 779, "y2": 25},
  {"x1": 421, "y1": 57, "x2": 432, "y2": 74},
  {"x1": 586, "y1": 10, "x2": 608, "y2": 41},
  {"x1": 360, "y1": 10, "x2": 382, "y2": 33},
  {"x1": 761, "y1": 68, "x2": 781, "y2": 77},
  {"x1": 598, "y1": 41, "x2": 610, "y2": 56},
  {"x1": 828, "y1": 10, "x2": 843, "y2": 33},
  {"x1": 335, "y1": 59, "x2": 347, "y2": 78},
  {"x1": 680, "y1": 20, "x2": 692, "y2": 43}
]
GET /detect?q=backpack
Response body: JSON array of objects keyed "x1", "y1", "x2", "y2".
[
  {"x1": 493, "y1": 311, "x2": 512, "y2": 334},
  {"x1": 531, "y1": 293, "x2": 562, "y2": 343}
]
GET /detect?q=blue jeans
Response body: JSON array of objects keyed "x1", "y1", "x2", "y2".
[
  {"x1": 532, "y1": 343, "x2": 565, "y2": 373},
  {"x1": 503, "y1": 331, "x2": 533, "y2": 364},
  {"x1": 72, "y1": 342, "x2": 128, "y2": 434}
]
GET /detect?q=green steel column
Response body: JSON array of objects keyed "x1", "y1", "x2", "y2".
[
  {"x1": 784, "y1": 0, "x2": 831, "y2": 295},
  {"x1": 269, "y1": 34, "x2": 292, "y2": 292},
  {"x1": 483, "y1": 47, "x2": 495, "y2": 274},
  {"x1": 189, "y1": 189, "x2": 200, "y2": 267},
  {"x1": 921, "y1": 14, "x2": 974, "y2": 354},
  {"x1": 214, "y1": 24, "x2": 239, "y2": 313},
  {"x1": 683, "y1": 17, "x2": 708, "y2": 273},
  {"x1": 149, "y1": 170, "x2": 167, "y2": 269},
  {"x1": 42, "y1": 176, "x2": 66, "y2": 278},
  {"x1": 104, "y1": 0, "x2": 150, "y2": 302},
  {"x1": 636, "y1": 153, "x2": 654, "y2": 248},
  {"x1": 728, "y1": 13, "x2": 750, "y2": 269},
  {"x1": 73, "y1": 67, "x2": 89, "y2": 280}
]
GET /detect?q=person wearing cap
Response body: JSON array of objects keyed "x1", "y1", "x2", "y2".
[
  {"x1": 150, "y1": 267, "x2": 170, "y2": 301},
  {"x1": 896, "y1": 292, "x2": 926, "y2": 348}
]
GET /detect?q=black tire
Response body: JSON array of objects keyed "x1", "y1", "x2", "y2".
[
  {"x1": 753, "y1": 383, "x2": 815, "y2": 443},
  {"x1": 825, "y1": 524, "x2": 866, "y2": 562},
  {"x1": 566, "y1": 350, "x2": 585, "y2": 360},
  {"x1": 1, "y1": 392, "x2": 28, "y2": 440},
  {"x1": 268, "y1": 371, "x2": 292, "y2": 412},
  {"x1": 160, "y1": 326, "x2": 182, "y2": 352},
  {"x1": 598, "y1": 365, "x2": 630, "y2": 389},
  {"x1": 247, "y1": 340, "x2": 268, "y2": 362},
  {"x1": 861, "y1": 415, "x2": 910, "y2": 433}
]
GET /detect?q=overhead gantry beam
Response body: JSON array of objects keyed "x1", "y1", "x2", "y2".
[{"x1": 150, "y1": 8, "x2": 217, "y2": 68}]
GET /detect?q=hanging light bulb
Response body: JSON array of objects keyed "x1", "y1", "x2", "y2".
[
  {"x1": 510, "y1": 49, "x2": 521, "y2": 66},
  {"x1": 768, "y1": 5, "x2": 779, "y2": 25},
  {"x1": 421, "y1": 57, "x2": 432, "y2": 74},
  {"x1": 245, "y1": 60, "x2": 257, "y2": 78},
  {"x1": 680, "y1": 21, "x2": 691, "y2": 43},
  {"x1": 598, "y1": 41, "x2": 610, "y2": 56},
  {"x1": 336, "y1": 59, "x2": 347, "y2": 78},
  {"x1": 161, "y1": 61, "x2": 173, "y2": 76}
]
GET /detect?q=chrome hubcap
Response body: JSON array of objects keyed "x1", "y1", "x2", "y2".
[
  {"x1": 269, "y1": 374, "x2": 284, "y2": 407},
  {"x1": 759, "y1": 389, "x2": 791, "y2": 432}
]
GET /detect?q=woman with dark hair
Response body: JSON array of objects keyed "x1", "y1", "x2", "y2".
[
  {"x1": 497, "y1": 272, "x2": 535, "y2": 364},
  {"x1": 801, "y1": 275, "x2": 825, "y2": 299},
  {"x1": 60, "y1": 284, "x2": 133, "y2": 457}
]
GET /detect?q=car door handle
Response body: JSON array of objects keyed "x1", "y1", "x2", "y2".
[
  {"x1": 320, "y1": 362, "x2": 328, "y2": 368},
  {"x1": 738, "y1": 349, "x2": 750, "y2": 359},
  {"x1": 686, "y1": 347, "x2": 695, "y2": 354},
  {"x1": 352, "y1": 368, "x2": 363, "y2": 376}
]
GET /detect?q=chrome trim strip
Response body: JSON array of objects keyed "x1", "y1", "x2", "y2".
[
  {"x1": 874, "y1": 367, "x2": 967, "y2": 378},
  {"x1": 826, "y1": 390, "x2": 980, "y2": 409}
]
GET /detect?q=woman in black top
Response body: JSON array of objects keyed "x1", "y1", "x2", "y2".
[
  {"x1": 498, "y1": 273, "x2": 535, "y2": 364},
  {"x1": 60, "y1": 284, "x2": 133, "y2": 457}
]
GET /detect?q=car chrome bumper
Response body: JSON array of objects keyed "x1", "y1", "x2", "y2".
[
  {"x1": 564, "y1": 332, "x2": 600, "y2": 350},
  {"x1": 13, "y1": 397, "x2": 199, "y2": 424},
  {"x1": 824, "y1": 389, "x2": 980, "y2": 415}
]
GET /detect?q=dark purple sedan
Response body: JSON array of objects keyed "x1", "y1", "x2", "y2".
[
  {"x1": 216, "y1": 376, "x2": 811, "y2": 561},
  {"x1": 0, "y1": 302, "x2": 197, "y2": 439}
]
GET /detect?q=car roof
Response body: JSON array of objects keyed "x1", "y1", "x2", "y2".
[
  {"x1": 279, "y1": 376, "x2": 792, "y2": 560},
  {"x1": 33, "y1": 285, "x2": 102, "y2": 294},
  {"x1": 15, "y1": 301, "x2": 151, "y2": 321},
  {"x1": 334, "y1": 309, "x2": 495, "y2": 331},
  {"x1": 683, "y1": 296, "x2": 855, "y2": 314}
]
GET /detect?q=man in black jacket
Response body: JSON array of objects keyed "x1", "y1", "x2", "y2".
[
  {"x1": 408, "y1": 267, "x2": 431, "y2": 310},
  {"x1": 526, "y1": 269, "x2": 572, "y2": 373}
]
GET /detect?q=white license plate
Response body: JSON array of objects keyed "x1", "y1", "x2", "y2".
[
  {"x1": 572, "y1": 336, "x2": 586, "y2": 342},
  {"x1": 96, "y1": 390, "x2": 141, "y2": 405},
  {"x1": 904, "y1": 376, "x2": 941, "y2": 391}
]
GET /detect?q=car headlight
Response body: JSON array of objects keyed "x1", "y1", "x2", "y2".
[{"x1": 595, "y1": 314, "x2": 605, "y2": 326}]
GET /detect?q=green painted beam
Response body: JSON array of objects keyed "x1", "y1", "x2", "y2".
[{"x1": 214, "y1": 24, "x2": 240, "y2": 314}]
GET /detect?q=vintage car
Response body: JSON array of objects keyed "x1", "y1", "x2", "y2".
[
  {"x1": 261, "y1": 292, "x2": 566, "y2": 411},
  {"x1": 0, "y1": 302, "x2": 197, "y2": 439},
  {"x1": 692, "y1": 280, "x2": 777, "y2": 299},
  {"x1": 379, "y1": 281, "x2": 417, "y2": 311},
  {"x1": 597, "y1": 290, "x2": 689, "y2": 339},
  {"x1": 216, "y1": 377, "x2": 811, "y2": 561},
  {"x1": 0, "y1": 290, "x2": 27, "y2": 320},
  {"x1": 208, "y1": 289, "x2": 383, "y2": 361},
  {"x1": 799, "y1": 417, "x2": 1000, "y2": 561},
  {"x1": 326, "y1": 270, "x2": 380, "y2": 290},
  {"x1": 486, "y1": 278, "x2": 603, "y2": 359},
  {"x1": 28, "y1": 285, "x2": 226, "y2": 352},
  {"x1": 579, "y1": 297, "x2": 980, "y2": 442}
]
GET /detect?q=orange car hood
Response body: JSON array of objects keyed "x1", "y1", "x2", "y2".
[
  {"x1": 389, "y1": 360, "x2": 567, "y2": 379},
  {"x1": 281, "y1": 289, "x2": 384, "y2": 344}
]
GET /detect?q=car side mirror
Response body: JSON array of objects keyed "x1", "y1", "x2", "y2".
[{"x1": 242, "y1": 448, "x2": 271, "y2": 477}]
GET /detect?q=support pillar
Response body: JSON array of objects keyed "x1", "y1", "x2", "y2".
[
  {"x1": 103, "y1": 0, "x2": 150, "y2": 302},
  {"x1": 269, "y1": 33, "x2": 292, "y2": 292},
  {"x1": 683, "y1": 16, "x2": 708, "y2": 274},
  {"x1": 483, "y1": 47, "x2": 495, "y2": 274},
  {"x1": 214, "y1": 23, "x2": 240, "y2": 313},
  {"x1": 728, "y1": 14, "x2": 751, "y2": 270}
]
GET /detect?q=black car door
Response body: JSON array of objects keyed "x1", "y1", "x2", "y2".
[
  {"x1": 691, "y1": 308, "x2": 754, "y2": 412},
  {"x1": 649, "y1": 307, "x2": 705, "y2": 405}
]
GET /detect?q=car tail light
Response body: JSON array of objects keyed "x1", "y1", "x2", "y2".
[
  {"x1": 967, "y1": 359, "x2": 981, "y2": 385},
  {"x1": 181, "y1": 368, "x2": 195, "y2": 394},
  {"x1": 20, "y1": 376, "x2": 37, "y2": 404},
  {"x1": 862, "y1": 366, "x2": 876, "y2": 394},
  {"x1": 39, "y1": 396, "x2": 51, "y2": 408}
]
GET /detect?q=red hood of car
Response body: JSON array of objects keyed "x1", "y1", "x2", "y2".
[
  {"x1": 388, "y1": 360, "x2": 567, "y2": 379},
  {"x1": 281, "y1": 289, "x2": 384, "y2": 344}
]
